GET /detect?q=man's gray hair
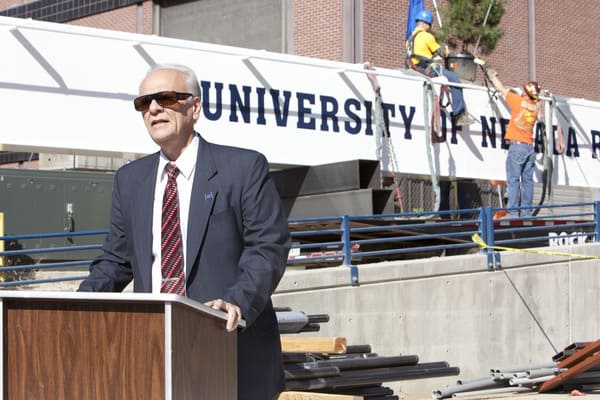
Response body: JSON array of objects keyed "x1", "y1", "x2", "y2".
[{"x1": 145, "y1": 64, "x2": 201, "y2": 97}]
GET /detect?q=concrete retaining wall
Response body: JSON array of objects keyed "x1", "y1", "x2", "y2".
[{"x1": 273, "y1": 243, "x2": 600, "y2": 399}]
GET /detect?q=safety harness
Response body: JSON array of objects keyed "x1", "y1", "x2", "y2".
[
  {"x1": 405, "y1": 30, "x2": 431, "y2": 70},
  {"x1": 406, "y1": 30, "x2": 451, "y2": 139}
]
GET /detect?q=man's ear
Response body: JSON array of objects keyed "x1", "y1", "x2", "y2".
[{"x1": 193, "y1": 97, "x2": 201, "y2": 117}]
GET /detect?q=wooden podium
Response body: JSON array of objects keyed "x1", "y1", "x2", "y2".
[{"x1": 0, "y1": 291, "x2": 239, "y2": 400}]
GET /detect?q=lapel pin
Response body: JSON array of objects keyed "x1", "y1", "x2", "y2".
[{"x1": 204, "y1": 192, "x2": 213, "y2": 201}]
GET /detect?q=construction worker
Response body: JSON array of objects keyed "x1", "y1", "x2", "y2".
[
  {"x1": 406, "y1": 9, "x2": 475, "y2": 126},
  {"x1": 486, "y1": 69, "x2": 540, "y2": 217}
]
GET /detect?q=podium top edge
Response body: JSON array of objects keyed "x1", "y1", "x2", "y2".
[{"x1": 0, "y1": 290, "x2": 246, "y2": 328}]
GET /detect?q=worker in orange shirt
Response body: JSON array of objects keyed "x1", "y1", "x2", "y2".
[{"x1": 486, "y1": 69, "x2": 540, "y2": 217}]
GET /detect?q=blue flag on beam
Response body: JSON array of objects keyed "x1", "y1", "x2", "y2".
[{"x1": 406, "y1": 0, "x2": 425, "y2": 39}]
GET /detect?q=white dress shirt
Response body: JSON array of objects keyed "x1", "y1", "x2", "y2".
[{"x1": 151, "y1": 134, "x2": 198, "y2": 294}]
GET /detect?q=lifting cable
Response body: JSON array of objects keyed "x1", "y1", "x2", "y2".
[
  {"x1": 532, "y1": 96, "x2": 555, "y2": 216},
  {"x1": 423, "y1": 78, "x2": 441, "y2": 213},
  {"x1": 365, "y1": 64, "x2": 406, "y2": 212},
  {"x1": 532, "y1": 93, "x2": 566, "y2": 216}
]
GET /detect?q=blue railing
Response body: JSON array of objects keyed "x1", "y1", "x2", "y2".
[{"x1": 1, "y1": 202, "x2": 598, "y2": 287}]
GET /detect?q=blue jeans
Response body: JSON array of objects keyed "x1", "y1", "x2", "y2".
[
  {"x1": 505, "y1": 143, "x2": 535, "y2": 216},
  {"x1": 417, "y1": 64, "x2": 465, "y2": 116}
]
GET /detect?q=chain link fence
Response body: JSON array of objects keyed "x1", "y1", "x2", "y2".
[{"x1": 390, "y1": 175, "x2": 502, "y2": 216}]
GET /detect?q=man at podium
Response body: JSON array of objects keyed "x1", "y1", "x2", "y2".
[{"x1": 78, "y1": 63, "x2": 291, "y2": 400}]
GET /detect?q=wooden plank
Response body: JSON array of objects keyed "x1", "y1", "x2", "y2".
[
  {"x1": 281, "y1": 337, "x2": 347, "y2": 354},
  {"x1": 539, "y1": 349, "x2": 600, "y2": 393},
  {"x1": 278, "y1": 391, "x2": 362, "y2": 400},
  {"x1": 557, "y1": 338, "x2": 600, "y2": 368}
]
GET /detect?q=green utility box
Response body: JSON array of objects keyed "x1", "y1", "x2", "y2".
[{"x1": 0, "y1": 168, "x2": 114, "y2": 262}]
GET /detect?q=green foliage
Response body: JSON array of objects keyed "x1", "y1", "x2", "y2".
[{"x1": 436, "y1": 0, "x2": 506, "y2": 55}]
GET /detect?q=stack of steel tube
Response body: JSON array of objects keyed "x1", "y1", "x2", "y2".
[
  {"x1": 432, "y1": 363, "x2": 561, "y2": 399},
  {"x1": 277, "y1": 307, "x2": 459, "y2": 398},
  {"x1": 433, "y1": 341, "x2": 600, "y2": 398},
  {"x1": 284, "y1": 349, "x2": 459, "y2": 398}
]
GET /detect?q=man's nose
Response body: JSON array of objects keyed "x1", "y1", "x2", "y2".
[{"x1": 148, "y1": 99, "x2": 164, "y2": 113}]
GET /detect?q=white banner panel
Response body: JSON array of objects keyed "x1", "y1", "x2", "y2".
[{"x1": 1, "y1": 16, "x2": 599, "y2": 187}]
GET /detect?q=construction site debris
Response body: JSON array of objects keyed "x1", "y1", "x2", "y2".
[
  {"x1": 433, "y1": 341, "x2": 600, "y2": 398},
  {"x1": 278, "y1": 307, "x2": 458, "y2": 399}
]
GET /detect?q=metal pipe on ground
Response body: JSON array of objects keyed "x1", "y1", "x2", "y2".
[
  {"x1": 285, "y1": 366, "x2": 460, "y2": 391},
  {"x1": 298, "y1": 323, "x2": 321, "y2": 333},
  {"x1": 526, "y1": 367, "x2": 566, "y2": 378},
  {"x1": 490, "y1": 362, "x2": 557, "y2": 375},
  {"x1": 452, "y1": 386, "x2": 533, "y2": 398},
  {"x1": 307, "y1": 314, "x2": 330, "y2": 324},
  {"x1": 322, "y1": 385, "x2": 394, "y2": 397},
  {"x1": 277, "y1": 311, "x2": 310, "y2": 333},
  {"x1": 283, "y1": 351, "x2": 378, "y2": 363},
  {"x1": 433, "y1": 376, "x2": 508, "y2": 399},
  {"x1": 284, "y1": 365, "x2": 340, "y2": 380},
  {"x1": 338, "y1": 362, "x2": 451, "y2": 379},
  {"x1": 283, "y1": 352, "x2": 313, "y2": 363},
  {"x1": 456, "y1": 376, "x2": 505, "y2": 386},
  {"x1": 552, "y1": 349, "x2": 576, "y2": 362},
  {"x1": 344, "y1": 344, "x2": 372, "y2": 354},
  {"x1": 301, "y1": 355, "x2": 420, "y2": 371},
  {"x1": 333, "y1": 352, "x2": 380, "y2": 359},
  {"x1": 565, "y1": 342, "x2": 590, "y2": 350},
  {"x1": 313, "y1": 353, "x2": 380, "y2": 362},
  {"x1": 509, "y1": 374, "x2": 555, "y2": 386}
]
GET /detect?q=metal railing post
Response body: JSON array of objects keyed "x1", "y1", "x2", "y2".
[
  {"x1": 341, "y1": 215, "x2": 359, "y2": 286},
  {"x1": 594, "y1": 201, "x2": 600, "y2": 242},
  {"x1": 478, "y1": 207, "x2": 486, "y2": 252},
  {"x1": 481, "y1": 207, "x2": 501, "y2": 270}
]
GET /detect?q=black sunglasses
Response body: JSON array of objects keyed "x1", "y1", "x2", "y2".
[{"x1": 133, "y1": 91, "x2": 194, "y2": 112}]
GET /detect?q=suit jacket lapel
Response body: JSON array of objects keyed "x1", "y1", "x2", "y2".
[
  {"x1": 187, "y1": 137, "x2": 218, "y2": 276},
  {"x1": 133, "y1": 154, "x2": 159, "y2": 289}
]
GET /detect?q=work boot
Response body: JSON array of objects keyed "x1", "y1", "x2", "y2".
[
  {"x1": 493, "y1": 210, "x2": 507, "y2": 220},
  {"x1": 455, "y1": 112, "x2": 476, "y2": 126}
]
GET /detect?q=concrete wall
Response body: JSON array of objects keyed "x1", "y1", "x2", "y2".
[{"x1": 273, "y1": 243, "x2": 600, "y2": 399}]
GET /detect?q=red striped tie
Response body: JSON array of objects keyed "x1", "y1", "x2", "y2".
[{"x1": 161, "y1": 163, "x2": 185, "y2": 295}]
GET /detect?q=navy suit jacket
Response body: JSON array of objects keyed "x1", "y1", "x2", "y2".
[{"x1": 79, "y1": 134, "x2": 291, "y2": 399}]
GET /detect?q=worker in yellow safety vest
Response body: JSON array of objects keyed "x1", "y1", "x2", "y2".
[{"x1": 406, "y1": 9, "x2": 475, "y2": 126}]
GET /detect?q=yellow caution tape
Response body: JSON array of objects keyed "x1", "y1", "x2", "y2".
[{"x1": 471, "y1": 233, "x2": 600, "y2": 260}]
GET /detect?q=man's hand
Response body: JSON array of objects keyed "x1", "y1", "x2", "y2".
[
  {"x1": 364, "y1": 62, "x2": 381, "y2": 93},
  {"x1": 205, "y1": 299, "x2": 242, "y2": 332},
  {"x1": 484, "y1": 69, "x2": 507, "y2": 97},
  {"x1": 486, "y1": 68, "x2": 498, "y2": 78}
]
